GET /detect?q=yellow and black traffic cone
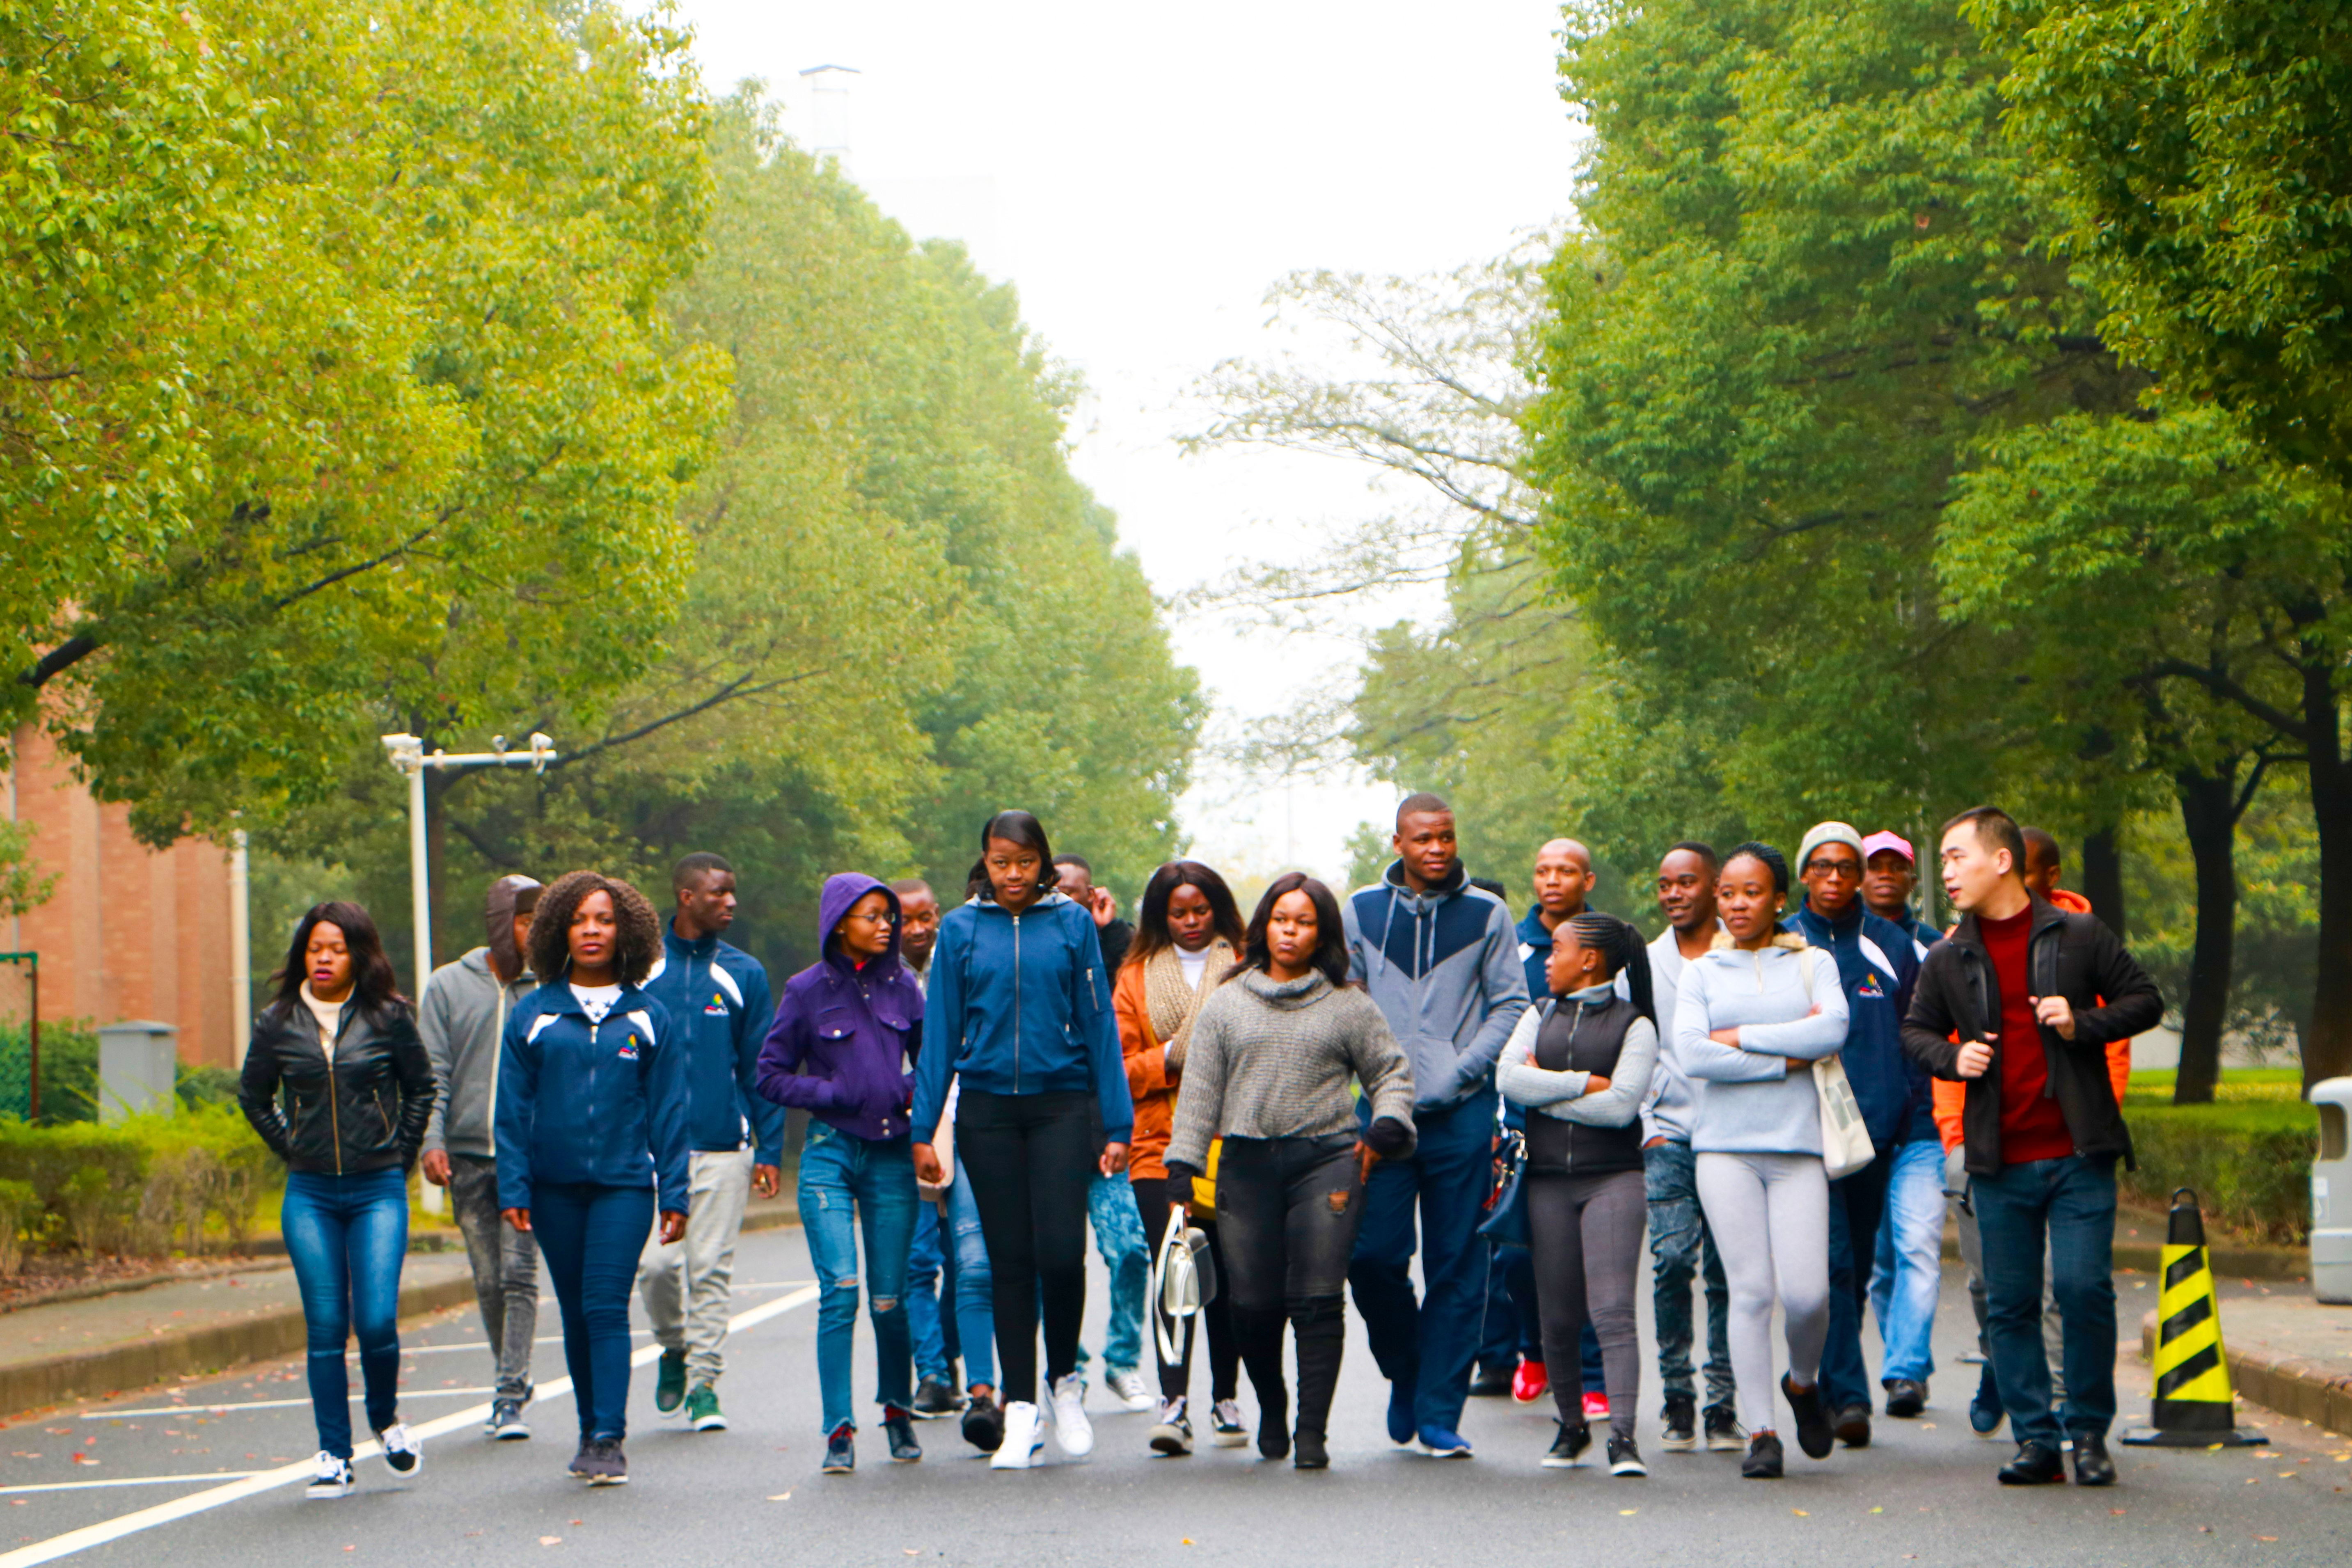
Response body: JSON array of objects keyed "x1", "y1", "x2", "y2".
[{"x1": 2122, "y1": 1187, "x2": 2264, "y2": 1447}]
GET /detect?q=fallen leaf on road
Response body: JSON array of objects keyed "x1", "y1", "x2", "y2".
[
  {"x1": 767, "y1": 1493, "x2": 792, "y2": 1502},
  {"x1": 569, "y1": 1520, "x2": 581, "y2": 1527},
  {"x1": 1919, "y1": 1422, "x2": 1935, "y2": 1430},
  {"x1": 1869, "y1": 1507, "x2": 1883, "y2": 1515},
  {"x1": 539, "y1": 1537, "x2": 561, "y2": 1547},
  {"x1": 1791, "y1": 1509, "x2": 1809, "y2": 1517},
  {"x1": 2258, "y1": 1537, "x2": 2279, "y2": 1543},
  {"x1": 904, "y1": 1552, "x2": 920, "y2": 1557},
  {"x1": 2111, "y1": 1509, "x2": 2125, "y2": 1515},
  {"x1": 11, "y1": 1500, "x2": 26, "y2": 1507}
]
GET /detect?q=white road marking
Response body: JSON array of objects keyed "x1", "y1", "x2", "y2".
[
  {"x1": 0, "y1": 1284, "x2": 818, "y2": 1568},
  {"x1": 78, "y1": 1390, "x2": 494, "y2": 1421},
  {"x1": 0, "y1": 1475, "x2": 264, "y2": 1497}
]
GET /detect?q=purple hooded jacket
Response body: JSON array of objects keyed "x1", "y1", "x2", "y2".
[{"x1": 756, "y1": 873, "x2": 926, "y2": 1142}]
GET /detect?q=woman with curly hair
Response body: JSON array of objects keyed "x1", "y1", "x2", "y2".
[
  {"x1": 495, "y1": 870, "x2": 692, "y2": 1486},
  {"x1": 1113, "y1": 860, "x2": 1248, "y2": 1455},
  {"x1": 239, "y1": 901, "x2": 435, "y2": 1500}
]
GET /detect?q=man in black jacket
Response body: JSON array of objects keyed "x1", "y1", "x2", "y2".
[{"x1": 1901, "y1": 807, "x2": 2161, "y2": 1490}]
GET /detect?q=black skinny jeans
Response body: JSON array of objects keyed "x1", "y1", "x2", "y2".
[
  {"x1": 954, "y1": 1089, "x2": 1097, "y2": 1407},
  {"x1": 1215, "y1": 1135, "x2": 1364, "y2": 1441},
  {"x1": 1132, "y1": 1174, "x2": 1239, "y2": 1405}
]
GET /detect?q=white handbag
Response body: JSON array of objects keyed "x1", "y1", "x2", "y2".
[
  {"x1": 1151, "y1": 1207, "x2": 1218, "y2": 1365},
  {"x1": 1797, "y1": 948, "x2": 1876, "y2": 1180}
]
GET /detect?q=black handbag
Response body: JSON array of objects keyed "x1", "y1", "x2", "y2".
[{"x1": 1477, "y1": 1125, "x2": 1531, "y2": 1250}]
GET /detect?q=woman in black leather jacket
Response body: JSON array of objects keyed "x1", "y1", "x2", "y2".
[{"x1": 239, "y1": 900, "x2": 435, "y2": 1500}]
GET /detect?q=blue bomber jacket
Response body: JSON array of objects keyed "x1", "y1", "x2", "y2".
[{"x1": 493, "y1": 981, "x2": 691, "y2": 1214}]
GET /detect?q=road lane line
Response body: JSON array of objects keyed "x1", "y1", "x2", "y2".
[
  {"x1": 0, "y1": 1476, "x2": 266, "y2": 1497},
  {"x1": 0, "y1": 1284, "x2": 818, "y2": 1567},
  {"x1": 78, "y1": 1390, "x2": 495, "y2": 1420}
]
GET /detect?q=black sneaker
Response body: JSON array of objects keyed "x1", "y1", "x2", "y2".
[
  {"x1": 1998, "y1": 1440, "x2": 2066, "y2": 1485},
  {"x1": 579, "y1": 1438, "x2": 628, "y2": 1486},
  {"x1": 822, "y1": 1423, "x2": 855, "y2": 1474},
  {"x1": 1607, "y1": 1435, "x2": 1647, "y2": 1476},
  {"x1": 1969, "y1": 1367, "x2": 2005, "y2": 1436},
  {"x1": 1883, "y1": 1378, "x2": 1926, "y2": 1418},
  {"x1": 1293, "y1": 1429, "x2": 1329, "y2": 1470},
  {"x1": 1467, "y1": 1362, "x2": 1514, "y2": 1398},
  {"x1": 1541, "y1": 1421, "x2": 1592, "y2": 1468},
  {"x1": 1782, "y1": 1374, "x2": 1834, "y2": 1460},
  {"x1": 1741, "y1": 1432, "x2": 1784, "y2": 1479},
  {"x1": 1703, "y1": 1403, "x2": 1745, "y2": 1452},
  {"x1": 2071, "y1": 1432, "x2": 2116, "y2": 1487},
  {"x1": 1834, "y1": 1402, "x2": 1872, "y2": 1449},
  {"x1": 884, "y1": 1407, "x2": 922, "y2": 1463},
  {"x1": 961, "y1": 1391, "x2": 1005, "y2": 1453},
  {"x1": 567, "y1": 1439, "x2": 595, "y2": 1479},
  {"x1": 489, "y1": 1398, "x2": 531, "y2": 1441},
  {"x1": 1660, "y1": 1393, "x2": 1697, "y2": 1452},
  {"x1": 912, "y1": 1376, "x2": 964, "y2": 1418}
]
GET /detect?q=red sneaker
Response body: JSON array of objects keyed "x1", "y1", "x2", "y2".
[
  {"x1": 1512, "y1": 1358, "x2": 1548, "y2": 1405},
  {"x1": 1582, "y1": 1389, "x2": 1610, "y2": 1423}
]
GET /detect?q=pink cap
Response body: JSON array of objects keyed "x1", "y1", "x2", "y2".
[{"x1": 1861, "y1": 830, "x2": 1914, "y2": 864}]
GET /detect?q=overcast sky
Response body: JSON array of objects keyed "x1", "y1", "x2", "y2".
[{"x1": 671, "y1": 0, "x2": 1584, "y2": 885}]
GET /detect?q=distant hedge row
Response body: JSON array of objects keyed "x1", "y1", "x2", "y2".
[
  {"x1": 0, "y1": 1106, "x2": 277, "y2": 1273},
  {"x1": 2119, "y1": 1095, "x2": 2318, "y2": 1246}
]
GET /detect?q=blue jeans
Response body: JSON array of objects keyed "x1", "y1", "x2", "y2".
[
  {"x1": 907, "y1": 1201, "x2": 956, "y2": 1383},
  {"x1": 282, "y1": 1169, "x2": 409, "y2": 1459},
  {"x1": 533, "y1": 1181, "x2": 655, "y2": 1442},
  {"x1": 1821, "y1": 1151, "x2": 1894, "y2": 1412},
  {"x1": 1088, "y1": 1171, "x2": 1148, "y2": 1376},
  {"x1": 1868, "y1": 1138, "x2": 1947, "y2": 1383},
  {"x1": 799, "y1": 1123, "x2": 918, "y2": 1432},
  {"x1": 1349, "y1": 1090, "x2": 1494, "y2": 1435},
  {"x1": 945, "y1": 1154, "x2": 995, "y2": 1389},
  {"x1": 1644, "y1": 1140, "x2": 1733, "y2": 1410},
  {"x1": 1971, "y1": 1154, "x2": 2118, "y2": 1447}
]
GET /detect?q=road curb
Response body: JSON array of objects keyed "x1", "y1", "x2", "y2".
[{"x1": 2139, "y1": 1312, "x2": 2352, "y2": 1438}]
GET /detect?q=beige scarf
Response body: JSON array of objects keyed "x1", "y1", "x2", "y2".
[{"x1": 1143, "y1": 938, "x2": 1235, "y2": 1075}]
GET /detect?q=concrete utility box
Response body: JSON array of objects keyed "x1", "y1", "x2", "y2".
[
  {"x1": 97, "y1": 1020, "x2": 178, "y2": 1122},
  {"x1": 2315, "y1": 1076, "x2": 2352, "y2": 1305}
]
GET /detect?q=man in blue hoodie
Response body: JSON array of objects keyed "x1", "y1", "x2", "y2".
[
  {"x1": 1344, "y1": 793, "x2": 1530, "y2": 1458},
  {"x1": 1783, "y1": 822, "x2": 1928, "y2": 1451},
  {"x1": 635, "y1": 853, "x2": 783, "y2": 1434}
]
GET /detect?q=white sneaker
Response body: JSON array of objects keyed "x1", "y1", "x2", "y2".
[
  {"x1": 1107, "y1": 1368, "x2": 1154, "y2": 1412},
  {"x1": 305, "y1": 1451, "x2": 355, "y2": 1500},
  {"x1": 1210, "y1": 1399, "x2": 1248, "y2": 1447},
  {"x1": 1048, "y1": 1373, "x2": 1095, "y2": 1457},
  {"x1": 991, "y1": 1401, "x2": 1044, "y2": 1470},
  {"x1": 375, "y1": 1422, "x2": 422, "y2": 1476}
]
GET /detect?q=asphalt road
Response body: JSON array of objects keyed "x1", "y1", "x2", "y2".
[{"x1": 3, "y1": 1225, "x2": 2346, "y2": 1567}]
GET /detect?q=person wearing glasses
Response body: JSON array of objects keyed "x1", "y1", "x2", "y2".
[
  {"x1": 1780, "y1": 823, "x2": 1925, "y2": 1451},
  {"x1": 758, "y1": 874, "x2": 930, "y2": 1475}
]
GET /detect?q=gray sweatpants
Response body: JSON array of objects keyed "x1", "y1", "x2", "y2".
[
  {"x1": 1696, "y1": 1151, "x2": 1830, "y2": 1437},
  {"x1": 447, "y1": 1153, "x2": 539, "y2": 1402},
  {"x1": 637, "y1": 1149, "x2": 754, "y2": 1386}
]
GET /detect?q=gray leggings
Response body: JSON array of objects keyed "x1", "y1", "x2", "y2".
[
  {"x1": 1526, "y1": 1167, "x2": 1646, "y2": 1440},
  {"x1": 1695, "y1": 1151, "x2": 1829, "y2": 1436}
]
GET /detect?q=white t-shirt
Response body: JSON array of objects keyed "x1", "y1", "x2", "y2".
[
  {"x1": 300, "y1": 982, "x2": 346, "y2": 1058},
  {"x1": 1177, "y1": 947, "x2": 1211, "y2": 989},
  {"x1": 570, "y1": 982, "x2": 623, "y2": 1024}
]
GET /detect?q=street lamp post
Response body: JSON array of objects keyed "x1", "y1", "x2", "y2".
[{"x1": 380, "y1": 733, "x2": 559, "y2": 1004}]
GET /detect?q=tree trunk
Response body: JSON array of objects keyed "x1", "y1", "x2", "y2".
[
  {"x1": 2305, "y1": 660, "x2": 2352, "y2": 1090},
  {"x1": 2079, "y1": 824, "x2": 2127, "y2": 941},
  {"x1": 2171, "y1": 768, "x2": 2238, "y2": 1106}
]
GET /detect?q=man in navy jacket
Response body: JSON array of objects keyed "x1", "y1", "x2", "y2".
[
  {"x1": 635, "y1": 853, "x2": 783, "y2": 1433},
  {"x1": 1784, "y1": 822, "x2": 1926, "y2": 1451}
]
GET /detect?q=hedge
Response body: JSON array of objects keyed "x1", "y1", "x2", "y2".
[
  {"x1": 0, "y1": 1103, "x2": 278, "y2": 1268},
  {"x1": 2119, "y1": 1091, "x2": 2318, "y2": 1245}
]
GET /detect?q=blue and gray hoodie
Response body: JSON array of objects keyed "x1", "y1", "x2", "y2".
[
  {"x1": 494, "y1": 981, "x2": 691, "y2": 1213},
  {"x1": 909, "y1": 888, "x2": 1132, "y2": 1147},
  {"x1": 1784, "y1": 900, "x2": 1934, "y2": 1148},
  {"x1": 1344, "y1": 861, "x2": 1529, "y2": 1112},
  {"x1": 641, "y1": 922, "x2": 783, "y2": 1165}
]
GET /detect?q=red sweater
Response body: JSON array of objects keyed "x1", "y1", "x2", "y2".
[{"x1": 1981, "y1": 906, "x2": 2073, "y2": 1164}]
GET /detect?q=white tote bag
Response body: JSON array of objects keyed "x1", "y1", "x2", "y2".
[{"x1": 1797, "y1": 948, "x2": 1876, "y2": 1179}]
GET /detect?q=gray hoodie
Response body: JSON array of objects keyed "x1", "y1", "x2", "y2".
[
  {"x1": 1342, "y1": 861, "x2": 1529, "y2": 1112},
  {"x1": 420, "y1": 877, "x2": 539, "y2": 1159}
]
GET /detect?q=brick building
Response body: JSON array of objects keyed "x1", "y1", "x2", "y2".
[{"x1": 3, "y1": 726, "x2": 243, "y2": 1069}]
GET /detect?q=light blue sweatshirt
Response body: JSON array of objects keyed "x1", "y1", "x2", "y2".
[{"x1": 1673, "y1": 936, "x2": 1850, "y2": 1156}]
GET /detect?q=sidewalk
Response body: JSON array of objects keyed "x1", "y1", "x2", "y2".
[{"x1": 0, "y1": 1194, "x2": 799, "y2": 1422}]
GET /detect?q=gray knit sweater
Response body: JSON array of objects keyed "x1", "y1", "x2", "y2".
[{"x1": 1165, "y1": 968, "x2": 1417, "y2": 1174}]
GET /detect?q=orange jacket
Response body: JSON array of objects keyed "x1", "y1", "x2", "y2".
[
  {"x1": 1113, "y1": 962, "x2": 1176, "y2": 1181},
  {"x1": 1931, "y1": 886, "x2": 2132, "y2": 1150}
]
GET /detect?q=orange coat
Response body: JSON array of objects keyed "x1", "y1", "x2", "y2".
[
  {"x1": 1930, "y1": 887, "x2": 2132, "y2": 1151},
  {"x1": 1113, "y1": 962, "x2": 1177, "y2": 1181}
]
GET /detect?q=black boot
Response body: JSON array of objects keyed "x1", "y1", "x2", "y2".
[
  {"x1": 1289, "y1": 1298, "x2": 1347, "y2": 1468},
  {"x1": 1232, "y1": 1305, "x2": 1289, "y2": 1459}
]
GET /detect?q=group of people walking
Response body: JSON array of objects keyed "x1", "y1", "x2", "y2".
[{"x1": 236, "y1": 792, "x2": 2160, "y2": 1500}]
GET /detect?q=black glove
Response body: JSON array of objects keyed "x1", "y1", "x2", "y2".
[
  {"x1": 1164, "y1": 1160, "x2": 1203, "y2": 1187},
  {"x1": 1365, "y1": 1115, "x2": 1412, "y2": 1159}
]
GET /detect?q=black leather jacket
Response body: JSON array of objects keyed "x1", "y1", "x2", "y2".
[{"x1": 239, "y1": 995, "x2": 436, "y2": 1175}]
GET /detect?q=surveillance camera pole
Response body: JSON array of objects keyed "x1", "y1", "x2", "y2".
[{"x1": 379, "y1": 732, "x2": 559, "y2": 1005}]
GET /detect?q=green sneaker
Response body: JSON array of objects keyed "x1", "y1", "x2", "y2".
[
  {"x1": 654, "y1": 1349, "x2": 688, "y2": 1415},
  {"x1": 685, "y1": 1383, "x2": 727, "y2": 1432}
]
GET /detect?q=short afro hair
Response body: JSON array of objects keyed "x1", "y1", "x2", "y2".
[
  {"x1": 529, "y1": 870, "x2": 665, "y2": 988},
  {"x1": 1395, "y1": 791, "x2": 1451, "y2": 826},
  {"x1": 671, "y1": 852, "x2": 733, "y2": 895}
]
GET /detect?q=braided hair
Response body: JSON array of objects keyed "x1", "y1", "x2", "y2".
[
  {"x1": 1722, "y1": 840, "x2": 1790, "y2": 895},
  {"x1": 1566, "y1": 910, "x2": 1655, "y2": 1026}
]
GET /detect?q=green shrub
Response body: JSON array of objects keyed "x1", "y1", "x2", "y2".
[
  {"x1": 2121, "y1": 1098, "x2": 2318, "y2": 1245},
  {"x1": 0, "y1": 1102, "x2": 279, "y2": 1257},
  {"x1": 0, "y1": 1177, "x2": 35, "y2": 1275},
  {"x1": 0, "y1": 1019, "x2": 102, "y2": 1123}
]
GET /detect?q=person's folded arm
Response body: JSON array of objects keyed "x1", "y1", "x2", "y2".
[
  {"x1": 1734, "y1": 950, "x2": 1850, "y2": 1060},
  {"x1": 1555, "y1": 1017, "x2": 1654, "y2": 1128},
  {"x1": 1495, "y1": 1006, "x2": 1587, "y2": 1110}
]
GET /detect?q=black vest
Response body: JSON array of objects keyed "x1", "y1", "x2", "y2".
[{"x1": 1523, "y1": 993, "x2": 1644, "y2": 1177}]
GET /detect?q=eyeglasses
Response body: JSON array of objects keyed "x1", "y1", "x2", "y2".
[
  {"x1": 845, "y1": 909, "x2": 896, "y2": 926},
  {"x1": 1803, "y1": 858, "x2": 1864, "y2": 880}
]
